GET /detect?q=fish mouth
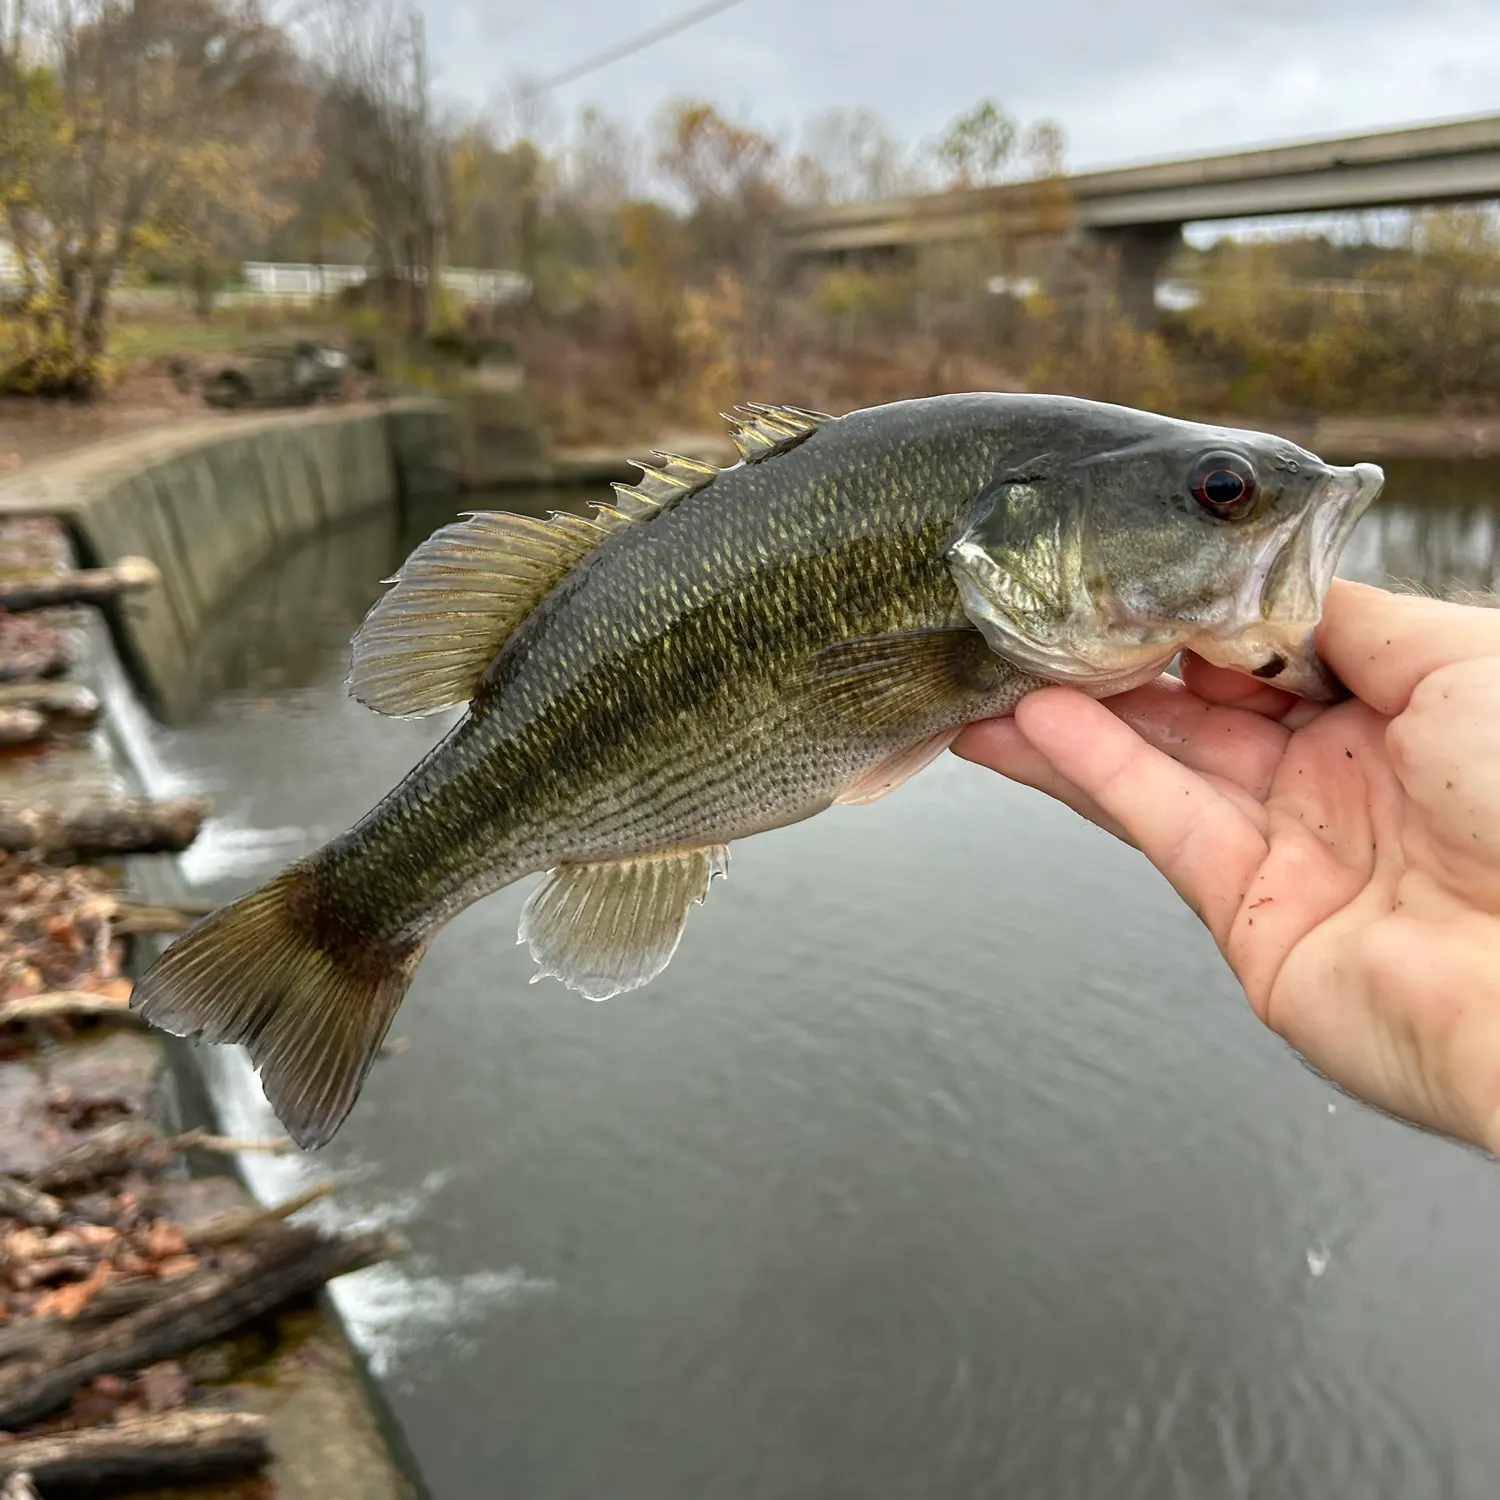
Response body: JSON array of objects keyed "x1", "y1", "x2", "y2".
[{"x1": 1192, "y1": 461, "x2": 1384, "y2": 701}]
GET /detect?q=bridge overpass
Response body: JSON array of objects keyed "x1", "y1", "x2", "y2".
[{"x1": 778, "y1": 112, "x2": 1500, "y2": 323}]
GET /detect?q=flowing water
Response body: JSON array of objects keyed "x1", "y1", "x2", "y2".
[{"x1": 128, "y1": 455, "x2": 1500, "y2": 1499}]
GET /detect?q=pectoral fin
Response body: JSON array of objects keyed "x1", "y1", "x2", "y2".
[
  {"x1": 518, "y1": 846, "x2": 730, "y2": 1001},
  {"x1": 801, "y1": 627, "x2": 1017, "y2": 735},
  {"x1": 834, "y1": 729, "x2": 960, "y2": 806}
]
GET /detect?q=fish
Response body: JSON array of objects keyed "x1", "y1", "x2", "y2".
[{"x1": 132, "y1": 394, "x2": 1384, "y2": 1149}]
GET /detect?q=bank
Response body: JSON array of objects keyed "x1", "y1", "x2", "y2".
[{"x1": 0, "y1": 401, "x2": 461, "y2": 1497}]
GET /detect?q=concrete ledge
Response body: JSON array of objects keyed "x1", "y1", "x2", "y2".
[
  {"x1": 0, "y1": 400, "x2": 456, "y2": 705},
  {"x1": 0, "y1": 514, "x2": 428, "y2": 1500}
]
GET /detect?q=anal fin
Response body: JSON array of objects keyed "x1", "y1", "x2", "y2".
[{"x1": 518, "y1": 846, "x2": 729, "y2": 1001}]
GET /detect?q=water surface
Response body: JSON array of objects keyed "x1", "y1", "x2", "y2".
[{"x1": 135, "y1": 456, "x2": 1500, "y2": 1500}]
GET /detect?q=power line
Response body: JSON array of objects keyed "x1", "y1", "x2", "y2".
[{"x1": 529, "y1": 0, "x2": 753, "y2": 95}]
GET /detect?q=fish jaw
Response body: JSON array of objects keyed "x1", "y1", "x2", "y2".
[{"x1": 1187, "y1": 461, "x2": 1383, "y2": 701}]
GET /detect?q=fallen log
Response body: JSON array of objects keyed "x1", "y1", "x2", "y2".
[
  {"x1": 0, "y1": 991, "x2": 135, "y2": 1028},
  {"x1": 0, "y1": 1224, "x2": 403, "y2": 1428},
  {"x1": 0, "y1": 683, "x2": 99, "y2": 729},
  {"x1": 0, "y1": 558, "x2": 159, "y2": 616},
  {"x1": 0, "y1": 797, "x2": 210, "y2": 856},
  {"x1": 0, "y1": 1409, "x2": 269, "y2": 1497},
  {"x1": 0, "y1": 1177, "x2": 63, "y2": 1228},
  {"x1": 0, "y1": 709, "x2": 44, "y2": 746},
  {"x1": 0, "y1": 681, "x2": 98, "y2": 715},
  {"x1": 29, "y1": 1122, "x2": 163, "y2": 1192}
]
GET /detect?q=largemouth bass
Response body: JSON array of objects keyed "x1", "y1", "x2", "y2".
[{"x1": 134, "y1": 394, "x2": 1384, "y2": 1148}]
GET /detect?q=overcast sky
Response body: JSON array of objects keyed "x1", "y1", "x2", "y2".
[{"x1": 420, "y1": 0, "x2": 1500, "y2": 170}]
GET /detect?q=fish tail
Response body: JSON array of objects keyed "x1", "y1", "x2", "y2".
[{"x1": 132, "y1": 864, "x2": 422, "y2": 1150}]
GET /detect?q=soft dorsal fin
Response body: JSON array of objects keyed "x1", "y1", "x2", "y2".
[
  {"x1": 350, "y1": 448, "x2": 723, "y2": 718},
  {"x1": 722, "y1": 403, "x2": 831, "y2": 463}
]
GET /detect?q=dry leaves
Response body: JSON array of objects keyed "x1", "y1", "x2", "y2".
[{"x1": 0, "y1": 855, "x2": 130, "y2": 1046}]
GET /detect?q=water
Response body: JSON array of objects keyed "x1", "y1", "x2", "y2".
[{"x1": 131, "y1": 457, "x2": 1500, "y2": 1500}]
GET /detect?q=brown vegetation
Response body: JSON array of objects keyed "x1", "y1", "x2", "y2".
[{"x1": 3, "y1": 0, "x2": 1498, "y2": 439}]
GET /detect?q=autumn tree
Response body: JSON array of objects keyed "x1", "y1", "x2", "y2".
[
  {"x1": 933, "y1": 100, "x2": 1018, "y2": 188},
  {"x1": 653, "y1": 100, "x2": 782, "y2": 273},
  {"x1": 0, "y1": 0, "x2": 304, "y2": 388}
]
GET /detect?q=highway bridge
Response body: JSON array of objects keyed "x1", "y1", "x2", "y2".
[{"x1": 778, "y1": 112, "x2": 1500, "y2": 323}]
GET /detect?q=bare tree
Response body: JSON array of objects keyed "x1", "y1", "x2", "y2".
[
  {"x1": 797, "y1": 107, "x2": 913, "y2": 205},
  {"x1": 313, "y1": 0, "x2": 443, "y2": 337}
]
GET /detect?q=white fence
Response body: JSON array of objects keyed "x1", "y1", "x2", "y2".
[{"x1": 240, "y1": 262, "x2": 530, "y2": 306}]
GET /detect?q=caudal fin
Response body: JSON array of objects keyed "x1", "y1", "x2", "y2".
[{"x1": 132, "y1": 867, "x2": 420, "y2": 1149}]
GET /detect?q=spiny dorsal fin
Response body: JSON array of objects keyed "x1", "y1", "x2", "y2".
[
  {"x1": 350, "y1": 498, "x2": 649, "y2": 718},
  {"x1": 614, "y1": 450, "x2": 720, "y2": 511},
  {"x1": 721, "y1": 403, "x2": 832, "y2": 464}
]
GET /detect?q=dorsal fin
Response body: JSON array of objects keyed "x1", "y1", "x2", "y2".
[
  {"x1": 721, "y1": 403, "x2": 831, "y2": 463},
  {"x1": 350, "y1": 447, "x2": 724, "y2": 719},
  {"x1": 614, "y1": 450, "x2": 720, "y2": 510}
]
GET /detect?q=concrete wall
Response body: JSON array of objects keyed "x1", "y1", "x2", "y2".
[{"x1": 0, "y1": 399, "x2": 454, "y2": 704}]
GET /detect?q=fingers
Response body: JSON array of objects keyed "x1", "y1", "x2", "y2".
[
  {"x1": 1102, "y1": 673, "x2": 1291, "y2": 800},
  {"x1": 1011, "y1": 689, "x2": 1269, "y2": 942},
  {"x1": 1317, "y1": 579, "x2": 1500, "y2": 718},
  {"x1": 1178, "y1": 652, "x2": 1300, "y2": 717},
  {"x1": 951, "y1": 717, "x2": 1138, "y2": 847}
]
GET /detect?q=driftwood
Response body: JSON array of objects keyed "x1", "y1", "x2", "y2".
[
  {"x1": 0, "y1": 709, "x2": 44, "y2": 746},
  {"x1": 0, "y1": 558, "x2": 158, "y2": 616},
  {"x1": 0, "y1": 991, "x2": 135, "y2": 1028},
  {"x1": 0, "y1": 1177, "x2": 62, "y2": 1229},
  {"x1": 29, "y1": 1122, "x2": 163, "y2": 1192},
  {"x1": 168, "y1": 1129, "x2": 292, "y2": 1158},
  {"x1": 0, "y1": 1409, "x2": 269, "y2": 1497},
  {"x1": 0, "y1": 683, "x2": 99, "y2": 723},
  {"x1": 108, "y1": 903, "x2": 191, "y2": 937},
  {"x1": 0, "y1": 1278, "x2": 166, "y2": 1364},
  {"x1": 182, "y1": 1181, "x2": 331, "y2": 1248},
  {"x1": 0, "y1": 797, "x2": 210, "y2": 856},
  {"x1": 0, "y1": 1224, "x2": 403, "y2": 1428}
]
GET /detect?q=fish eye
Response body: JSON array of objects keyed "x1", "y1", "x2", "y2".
[{"x1": 1188, "y1": 452, "x2": 1258, "y2": 520}]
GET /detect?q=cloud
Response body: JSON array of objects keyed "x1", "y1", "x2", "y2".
[{"x1": 421, "y1": 0, "x2": 1500, "y2": 170}]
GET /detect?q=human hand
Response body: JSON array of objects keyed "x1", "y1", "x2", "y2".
[{"x1": 953, "y1": 580, "x2": 1500, "y2": 1155}]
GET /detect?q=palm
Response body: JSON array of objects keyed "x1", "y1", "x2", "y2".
[{"x1": 953, "y1": 581, "x2": 1500, "y2": 1153}]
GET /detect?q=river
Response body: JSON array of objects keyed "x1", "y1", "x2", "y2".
[{"x1": 132, "y1": 454, "x2": 1500, "y2": 1500}]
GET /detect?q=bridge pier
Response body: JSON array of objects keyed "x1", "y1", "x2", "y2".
[{"x1": 1085, "y1": 222, "x2": 1183, "y2": 328}]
